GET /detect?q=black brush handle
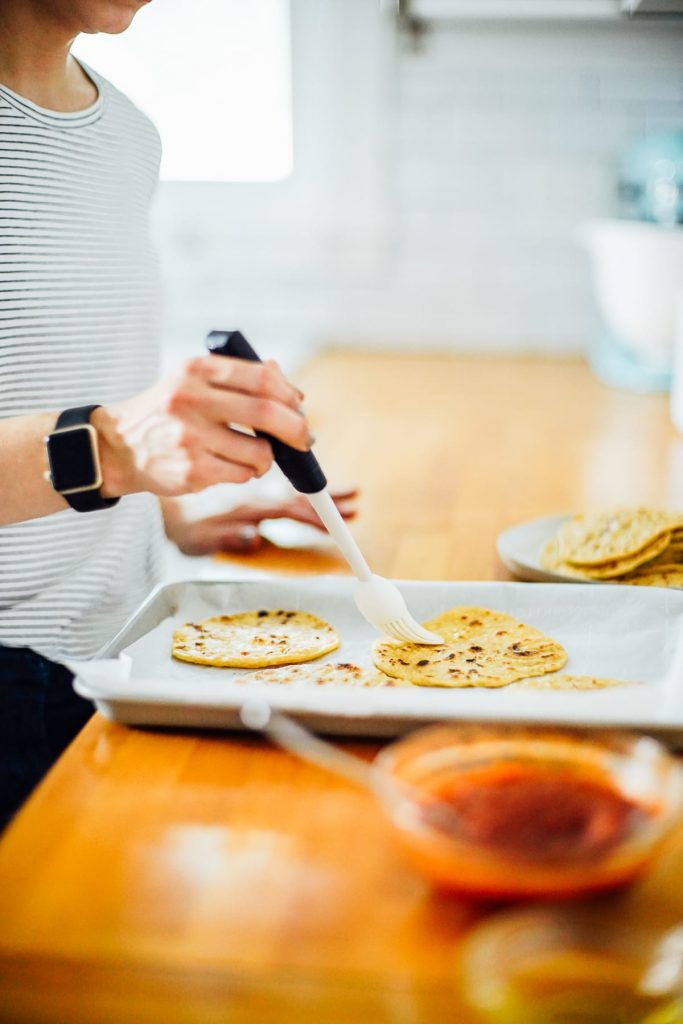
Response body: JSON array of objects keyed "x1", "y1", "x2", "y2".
[{"x1": 207, "y1": 330, "x2": 327, "y2": 495}]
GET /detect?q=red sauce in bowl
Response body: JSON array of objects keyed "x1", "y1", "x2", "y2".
[
  {"x1": 380, "y1": 727, "x2": 679, "y2": 898},
  {"x1": 420, "y1": 762, "x2": 651, "y2": 863}
]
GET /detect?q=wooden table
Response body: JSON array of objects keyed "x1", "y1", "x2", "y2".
[{"x1": 2, "y1": 352, "x2": 683, "y2": 1024}]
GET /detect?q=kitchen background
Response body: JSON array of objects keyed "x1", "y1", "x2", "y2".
[{"x1": 76, "y1": 0, "x2": 683, "y2": 369}]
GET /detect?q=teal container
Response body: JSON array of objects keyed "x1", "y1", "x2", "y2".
[{"x1": 619, "y1": 131, "x2": 683, "y2": 227}]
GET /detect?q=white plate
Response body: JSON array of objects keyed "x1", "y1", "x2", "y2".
[
  {"x1": 497, "y1": 514, "x2": 683, "y2": 586},
  {"x1": 498, "y1": 514, "x2": 583, "y2": 583},
  {"x1": 71, "y1": 578, "x2": 683, "y2": 742}
]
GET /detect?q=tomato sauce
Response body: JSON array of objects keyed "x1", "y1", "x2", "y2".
[{"x1": 420, "y1": 762, "x2": 650, "y2": 861}]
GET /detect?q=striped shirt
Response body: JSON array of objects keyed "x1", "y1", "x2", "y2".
[{"x1": 0, "y1": 63, "x2": 165, "y2": 662}]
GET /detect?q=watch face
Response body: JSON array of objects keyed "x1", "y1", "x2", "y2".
[{"x1": 46, "y1": 426, "x2": 99, "y2": 493}]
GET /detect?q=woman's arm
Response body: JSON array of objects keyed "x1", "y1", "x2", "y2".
[
  {"x1": 0, "y1": 355, "x2": 310, "y2": 528},
  {"x1": 0, "y1": 411, "x2": 71, "y2": 525}
]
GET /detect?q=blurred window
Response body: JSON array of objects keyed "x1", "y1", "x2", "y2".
[{"x1": 74, "y1": 0, "x2": 293, "y2": 182}]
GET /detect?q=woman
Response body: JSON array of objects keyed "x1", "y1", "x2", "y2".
[{"x1": 0, "y1": 0, "x2": 355, "y2": 828}]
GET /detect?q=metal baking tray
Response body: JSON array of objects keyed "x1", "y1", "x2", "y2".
[{"x1": 71, "y1": 577, "x2": 683, "y2": 741}]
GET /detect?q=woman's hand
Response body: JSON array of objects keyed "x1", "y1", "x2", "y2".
[
  {"x1": 163, "y1": 489, "x2": 359, "y2": 556},
  {"x1": 91, "y1": 356, "x2": 311, "y2": 498}
]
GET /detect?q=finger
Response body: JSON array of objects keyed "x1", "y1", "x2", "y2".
[
  {"x1": 330, "y1": 488, "x2": 359, "y2": 501},
  {"x1": 194, "y1": 387, "x2": 312, "y2": 452},
  {"x1": 334, "y1": 498, "x2": 358, "y2": 513},
  {"x1": 186, "y1": 452, "x2": 258, "y2": 491},
  {"x1": 286, "y1": 505, "x2": 357, "y2": 529},
  {"x1": 262, "y1": 359, "x2": 305, "y2": 402},
  {"x1": 217, "y1": 501, "x2": 276, "y2": 524},
  {"x1": 336, "y1": 504, "x2": 357, "y2": 520},
  {"x1": 201, "y1": 424, "x2": 273, "y2": 476},
  {"x1": 200, "y1": 355, "x2": 303, "y2": 411},
  {"x1": 313, "y1": 509, "x2": 357, "y2": 527},
  {"x1": 264, "y1": 359, "x2": 306, "y2": 406}
]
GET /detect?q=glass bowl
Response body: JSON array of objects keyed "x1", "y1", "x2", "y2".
[
  {"x1": 374, "y1": 725, "x2": 683, "y2": 900},
  {"x1": 458, "y1": 906, "x2": 683, "y2": 1024}
]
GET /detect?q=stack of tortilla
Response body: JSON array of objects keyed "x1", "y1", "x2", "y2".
[{"x1": 540, "y1": 507, "x2": 683, "y2": 587}]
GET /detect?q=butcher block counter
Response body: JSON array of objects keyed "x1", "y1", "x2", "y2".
[{"x1": 2, "y1": 351, "x2": 683, "y2": 1024}]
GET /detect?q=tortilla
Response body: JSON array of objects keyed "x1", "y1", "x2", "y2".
[
  {"x1": 372, "y1": 606, "x2": 567, "y2": 688},
  {"x1": 540, "y1": 538, "x2": 593, "y2": 579},
  {"x1": 558, "y1": 508, "x2": 673, "y2": 567},
  {"x1": 172, "y1": 609, "x2": 340, "y2": 668},
  {"x1": 540, "y1": 533, "x2": 671, "y2": 580},
  {"x1": 667, "y1": 513, "x2": 683, "y2": 536},
  {"x1": 512, "y1": 673, "x2": 630, "y2": 690},
  {"x1": 623, "y1": 566, "x2": 683, "y2": 588},
  {"x1": 240, "y1": 662, "x2": 408, "y2": 687},
  {"x1": 649, "y1": 542, "x2": 683, "y2": 566}
]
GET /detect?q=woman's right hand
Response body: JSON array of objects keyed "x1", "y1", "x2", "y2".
[{"x1": 92, "y1": 355, "x2": 311, "y2": 498}]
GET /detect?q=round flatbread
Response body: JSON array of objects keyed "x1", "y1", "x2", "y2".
[
  {"x1": 540, "y1": 533, "x2": 671, "y2": 580},
  {"x1": 540, "y1": 537, "x2": 593, "y2": 579},
  {"x1": 667, "y1": 513, "x2": 683, "y2": 537},
  {"x1": 647, "y1": 542, "x2": 683, "y2": 566},
  {"x1": 240, "y1": 662, "x2": 409, "y2": 687},
  {"x1": 558, "y1": 508, "x2": 672, "y2": 567},
  {"x1": 512, "y1": 673, "x2": 630, "y2": 690},
  {"x1": 372, "y1": 606, "x2": 567, "y2": 689},
  {"x1": 172, "y1": 609, "x2": 340, "y2": 668},
  {"x1": 623, "y1": 565, "x2": 683, "y2": 588}
]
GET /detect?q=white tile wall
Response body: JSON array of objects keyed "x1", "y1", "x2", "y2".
[{"x1": 154, "y1": 12, "x2": 683, "y2": 364}]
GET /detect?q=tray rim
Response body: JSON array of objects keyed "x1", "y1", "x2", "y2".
[{"x1": 73, "y1": 577, "x2": 683, "y2": 742}]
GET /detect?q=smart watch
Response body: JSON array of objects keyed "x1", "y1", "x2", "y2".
[{"x1": 44, "y1": 405, "x2": 119, "y2": 513}]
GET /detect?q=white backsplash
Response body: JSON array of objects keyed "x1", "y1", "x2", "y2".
[{"x1": 153, "y1": 12, "x2": 683, "y2": 364}]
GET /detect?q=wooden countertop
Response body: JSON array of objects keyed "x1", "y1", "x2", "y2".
[{"x1": 2, "y1": 351, "x2": 683, "y2": 1024}]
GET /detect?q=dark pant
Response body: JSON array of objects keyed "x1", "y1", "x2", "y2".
[{"x1": 0, "y1": 644, "x2": 93, "y2": 832}]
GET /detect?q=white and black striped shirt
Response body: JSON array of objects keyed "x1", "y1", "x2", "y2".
[{"x1": 0, "y1": 64, "x2": 164, "y2": 662}]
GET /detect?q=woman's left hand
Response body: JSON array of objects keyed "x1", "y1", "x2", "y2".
[{"x1": 163, "y1": 489, "x2": 358, "y2": 556}]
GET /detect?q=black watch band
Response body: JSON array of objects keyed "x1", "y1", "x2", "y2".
[{"x1": 51, "y1": 405, "x2": 119, "y2": 513}]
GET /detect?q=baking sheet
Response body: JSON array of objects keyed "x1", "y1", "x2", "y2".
[{"x1": 70, "y1": 578, "x2": 683, "y2": 738}]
